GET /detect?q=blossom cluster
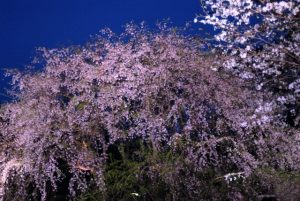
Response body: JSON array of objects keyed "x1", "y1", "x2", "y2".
[{"x1": 196, "y1": 0, "x2": 300, "y2": 129}]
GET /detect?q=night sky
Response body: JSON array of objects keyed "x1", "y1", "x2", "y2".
[{"x1": 0, "y1": 0, "x2": 200, "y2": 103}]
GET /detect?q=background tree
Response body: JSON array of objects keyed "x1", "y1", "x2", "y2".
[{"x1": 195, "y1": 0, "x2": 300, "y2": 127}]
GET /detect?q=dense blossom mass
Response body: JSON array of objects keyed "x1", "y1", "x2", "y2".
[
  {"x1": 195, "y1": 0, "x2": 300, "y2": 128},
  {"x1": 0, "y1": 0, "x2": 299, "y2": 200}
]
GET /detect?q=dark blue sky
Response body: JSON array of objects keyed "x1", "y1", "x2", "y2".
[{"x1": 0, "y1": 0, "x2": 200, "y2": 103}]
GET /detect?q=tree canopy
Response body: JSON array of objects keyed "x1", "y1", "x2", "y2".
[{"x1": 0, "y1": 1, "x2": 299, "y2": 200}]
